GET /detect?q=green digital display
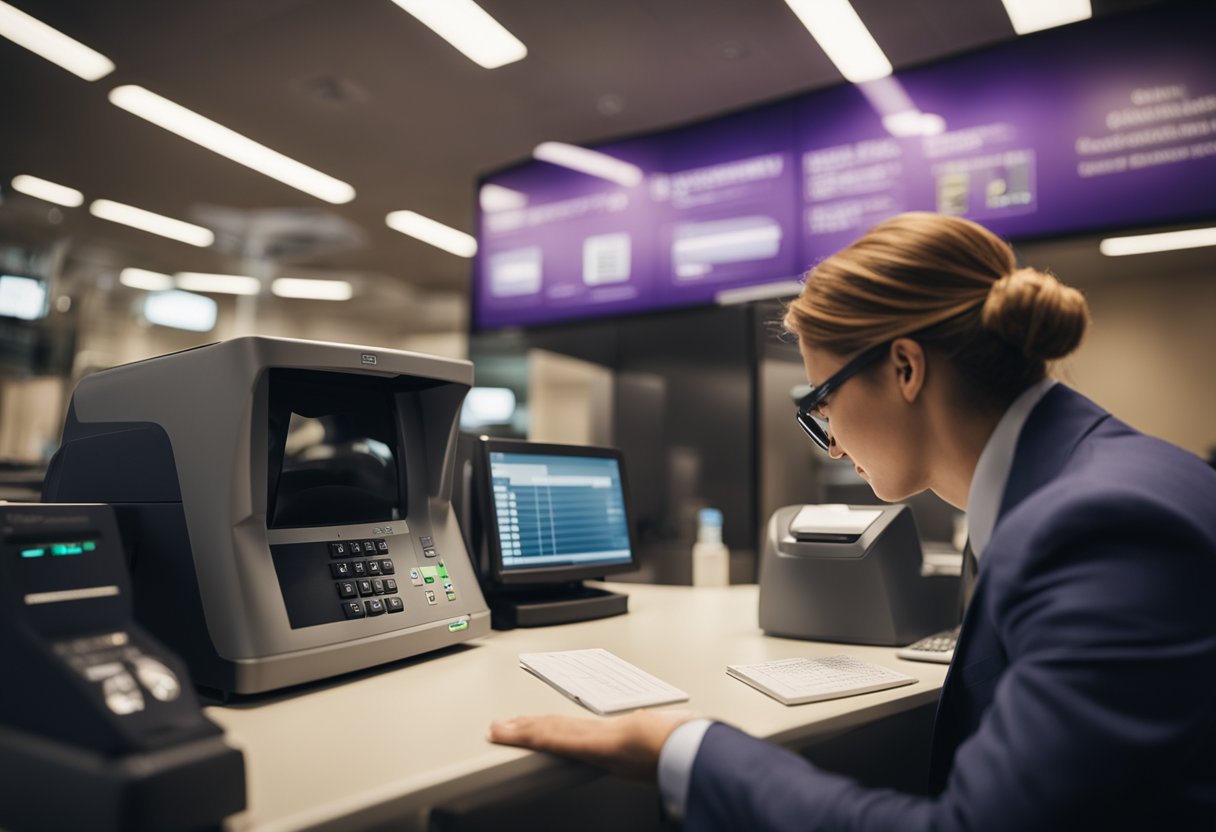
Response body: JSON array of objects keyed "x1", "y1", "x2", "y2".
[{"x1": 19, "y1": 540, "x2": 98, "y2": 559}]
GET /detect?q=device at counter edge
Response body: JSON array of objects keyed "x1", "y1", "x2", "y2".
[{"x1": 43, "y1": 336, "x2": 490, "y2": 697}]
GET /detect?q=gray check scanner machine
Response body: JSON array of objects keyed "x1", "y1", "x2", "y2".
[
  {"x1": 43, "y1": 337, "x2": 490, "y2": 696},
  {"x1": 759, "y1": 504, "x2": 959, "y2": 646}
]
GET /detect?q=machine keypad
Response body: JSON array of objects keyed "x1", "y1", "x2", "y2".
[{"x1": 305, "y1": 537, "x2": 443, "y2": 626}]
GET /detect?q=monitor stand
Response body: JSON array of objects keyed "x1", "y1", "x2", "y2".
[{"x1": 487, "y1": 582, "x2": 628, "y2": 630}]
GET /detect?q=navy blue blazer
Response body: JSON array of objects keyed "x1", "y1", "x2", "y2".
[{"x1": 686, "y1": 385, "x2": 1216, "y2": 830}]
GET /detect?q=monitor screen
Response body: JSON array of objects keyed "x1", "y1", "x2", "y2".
[
  {"x1": 266, "y1": 369, "x2": 405, "y2": 529},
  {"x1": 0, "y1": 274, "x2": 49, "y2": 321},
  {"x1": 481, "y1": 441, "x2": 635, "y2": 580}
]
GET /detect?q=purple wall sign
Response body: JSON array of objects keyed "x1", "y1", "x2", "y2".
[{"x1": 475, "y1": 6, "x2": 1216, "y2": 331}]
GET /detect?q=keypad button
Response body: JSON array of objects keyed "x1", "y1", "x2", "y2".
[
  {"x1": 372, "y1": 578, "x2": 386, "y2": 595},
  {"x1": 376, "y1": 539, "x2": 390, "y2": 553},
  {"x1": 366, "y1": 560, "x2": 382, "y2": 576},
  {"x1": 365, "y1": 598, "x2": 386, "y2": 616},
  {"x1": 379, "y1": 559, "x2": 394, "y2": 574},
  {"x1": 423, "y1": 547, "x2": 438, "y2": 558},
  {"x1": 446, "y1": 592, "x2": 457, "y2": 602},
  {"x1": 419, "y1": 536, "x2": 433, "y2": 547},
  {"x1": 348, "y1": 541, "x2": 364, "y2": 556},
  {"x1": 409, "y1": 568, "x2": 423, "y2": 586},
  {"x1": 361, "y1": 540, "x2": 377, "y2": 554},
  {"x1": 330, "y1": 561, "x2": 353, "y2": 578},
  {"x1": 425, "y1": 590, "x2": 437, "y2": 605},
  {"x1": 351, "y1": 561, "x2": 367, "y2": 577},
  {"x1": 384, "y1": 578, "x2": 399, "y2": 594},
  {"x1": 343, "y1": 601, "x2": 365, "y2": 619},
  {"x1": 337, "y1": 581, "x2": 358, "y2": 599},
  {"x1": 330, "y1": 542, "x2": 348, "y2": 559},
  {"x1": 357, "y1": 580, "x2": 374, "y2": 597},
  {"x1": 385, "y1": 596, "x2": 404, "y2": 613}
]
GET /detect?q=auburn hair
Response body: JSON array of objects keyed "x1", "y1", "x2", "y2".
[{"x1": 784, "y1": 212, "x2": 1088, "y2": 407}]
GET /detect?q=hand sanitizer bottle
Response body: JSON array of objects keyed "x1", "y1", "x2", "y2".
[{"x1": 692, "y1": 508, "x2": 730, "y2": 587}]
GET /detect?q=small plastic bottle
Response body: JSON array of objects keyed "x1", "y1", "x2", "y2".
[{"x1": 692, "y1": 508, "x2": 730, "y2": 587}]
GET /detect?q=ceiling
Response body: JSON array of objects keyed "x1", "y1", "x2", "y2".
[{"x1": 0, "y1": 0, "x2": 1179, "y2": 327}]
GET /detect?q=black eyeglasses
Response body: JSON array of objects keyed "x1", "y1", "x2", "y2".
[{"x1": 795, "y1": 341, "x2": 892, "y2": 451}]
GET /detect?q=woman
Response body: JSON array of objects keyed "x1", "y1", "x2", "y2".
[{"x1": 490, "y1": 212, "x2": 1216, "y2": 830}]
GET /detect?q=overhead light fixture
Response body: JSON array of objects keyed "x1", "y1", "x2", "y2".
[
  {"x1": 119, "y1": 267, "x2": 174, "y2": 291},
  {"x1": 108, "y1": 85, "x2": 356, "y2": 205},
  {"x1": 10, "y1": 174, "x2": 84, "y2": 207},
  {"x1": 271, "y1": 277, "x2": 353, "y2": 301},
  {"x1": 389, "y1": 0, "x2": 527, "y2": 69},
  {"x1": 532, "y1": 142, "x2": 643, "y2": 187},
  {"x1": 175, "y1": 272, "x2": 261, "y2": 295},
  {"x1": 143, "y1": 290, "x2": 218, "y2": 332},
  {"x1": 385, "y1": 210, "x2": 478, "y2": 257},
  {"x1": 89, "y1": 199, "x2": 215, "y2": 247},
  {"x1": 783, "y1": 0, "x2": 892, "y2": 83},
  {"x1": 1099, "y1": 226, "x2": 1216, "y2": 257},
  {"x1": 479, "y1": 183, "x2": 528, "y2": 212},
  {"x1": 0, "y1": 1, "x2": 114, "y2": 80},
  {"x1": 1000, "y1": 0, "x2": 1091, "y2": 35}
]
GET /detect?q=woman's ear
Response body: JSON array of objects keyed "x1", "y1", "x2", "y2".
[{"x1": 889, "y1": 338, "x2": 926, "y2": 403}]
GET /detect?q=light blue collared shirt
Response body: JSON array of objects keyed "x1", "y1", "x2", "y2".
[{"x1": 656, "y1": 378, "x2": 1058, "y2": 820}]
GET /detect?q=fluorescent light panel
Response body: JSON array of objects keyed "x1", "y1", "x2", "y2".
[
  {"x1": 271, "y1": 277, "x2": 353, "y2": 301},
  {"x1": 390, "y1": 0, "x2": 526, "y2": 69},
  {"x1": 532, "y1": 142, "x2": 643, "y2": 187},
  {"x1": 119, "y1": 268, "x2": 174, "y2": 291},
  {"x1": 89, "y1": 199, "x2": 215, "y2": 247},
  {"x1": 783, "y1": 0, "x2": 892, "y2": 83},
  {"x1": 1000, "y1": 0, "x2": 1092, "y2": 35},
  {"x1": 175, "y1": 272, "x2": 261, "y2": 295},
  {"x1": 385, "y1": 211, "x2": 478, "y2": 258},
  {"x1": 143, "y1": 290, "x2": 217, "y2": 332},
  {"x1": 1099, "y1": 227, "x2": 1216, "y2": 257},
  {"x1": 0, "y1": 1, "x2": 114, "y2": 80},
  {"x1": 10, "y1": 174, "x2": 83, "y2": 207},
  {"x1": 108, "y1": 85, "x2": 355, "y2": 205}
]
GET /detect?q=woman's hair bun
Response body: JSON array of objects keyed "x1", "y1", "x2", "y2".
[{"x1": 980, "y1": 267, "x2": 1089, "y2": 361}]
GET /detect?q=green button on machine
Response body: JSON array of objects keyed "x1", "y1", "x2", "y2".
[
  {"x1": 447, "y1": 620, "x2": 468, "y2": 632},
  {"x1": 420, "y1": 565, "x2": 439, "y2": 584}
]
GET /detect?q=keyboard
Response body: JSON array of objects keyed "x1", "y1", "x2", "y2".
[
  {"x1": 726, "y1": 655, "x2": 916, "y2": 705},
  {"x1": 895, "y1": 627, "x2": 959, "y2": 664}
]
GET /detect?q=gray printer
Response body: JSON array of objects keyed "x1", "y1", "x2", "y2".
[
  {"x1": 758, "y1": 504, "x2": 958, "y2": 646},
  {"x1": 43, "y1": 336, "x2": 490, "y2": 695}
]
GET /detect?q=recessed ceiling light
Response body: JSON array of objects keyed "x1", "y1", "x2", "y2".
[
  {"x1": 10, "y1": 174, "x2": 84, "y2": 207},
  {"x1": 479, "y1": 184, "x2": 528, "y2": 212},
  {"x1": 175, "y1": 272, "x2": 261, "y2": 295},
  {"x1": 385, "y1": 210, "x2": 478, "y2": 258},
  {"x1": 783, "y1": 0, "x2": 892, "y2": 83},
  {"x1": 271, "y1": 277, "x2": 353, "y2": 301},
  {"x1": 108, "y1": 85, "x2": 356, "y2": 205},
  {"x1": 89, "y1": 199, "x2": 215, "y2": 247},
  {"x1": 532, "y1": 142, "x2": 643, "y2": 187},
  {"x1": 1000, "y1": 0, "x2": 1091, "y2": 35},
  {"x1": 389, "y1": 0, "x2": 527, "y2": 69},
  {"x1": 119, "y1": 268, "x2": 174, "y2": 291},
  {"x1": 1099, "y1": 226, "x2": 1216, "y2": 257},
  {"x1": 0, "y1": 1, "x2": 114, "y2": 80}
]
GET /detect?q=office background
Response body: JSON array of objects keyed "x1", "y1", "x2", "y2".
[{"x1": 1, "y1": 0, "x2": 1214, "y2": 570}]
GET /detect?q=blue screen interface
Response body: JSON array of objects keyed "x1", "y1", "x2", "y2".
[{"x1": 488, "y1": 452, "x2": 632, "y2": 571}]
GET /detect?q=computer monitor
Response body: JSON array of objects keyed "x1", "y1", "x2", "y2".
[{"x1": 457, "y1": 436, "x2": 637, "y2": 628}]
